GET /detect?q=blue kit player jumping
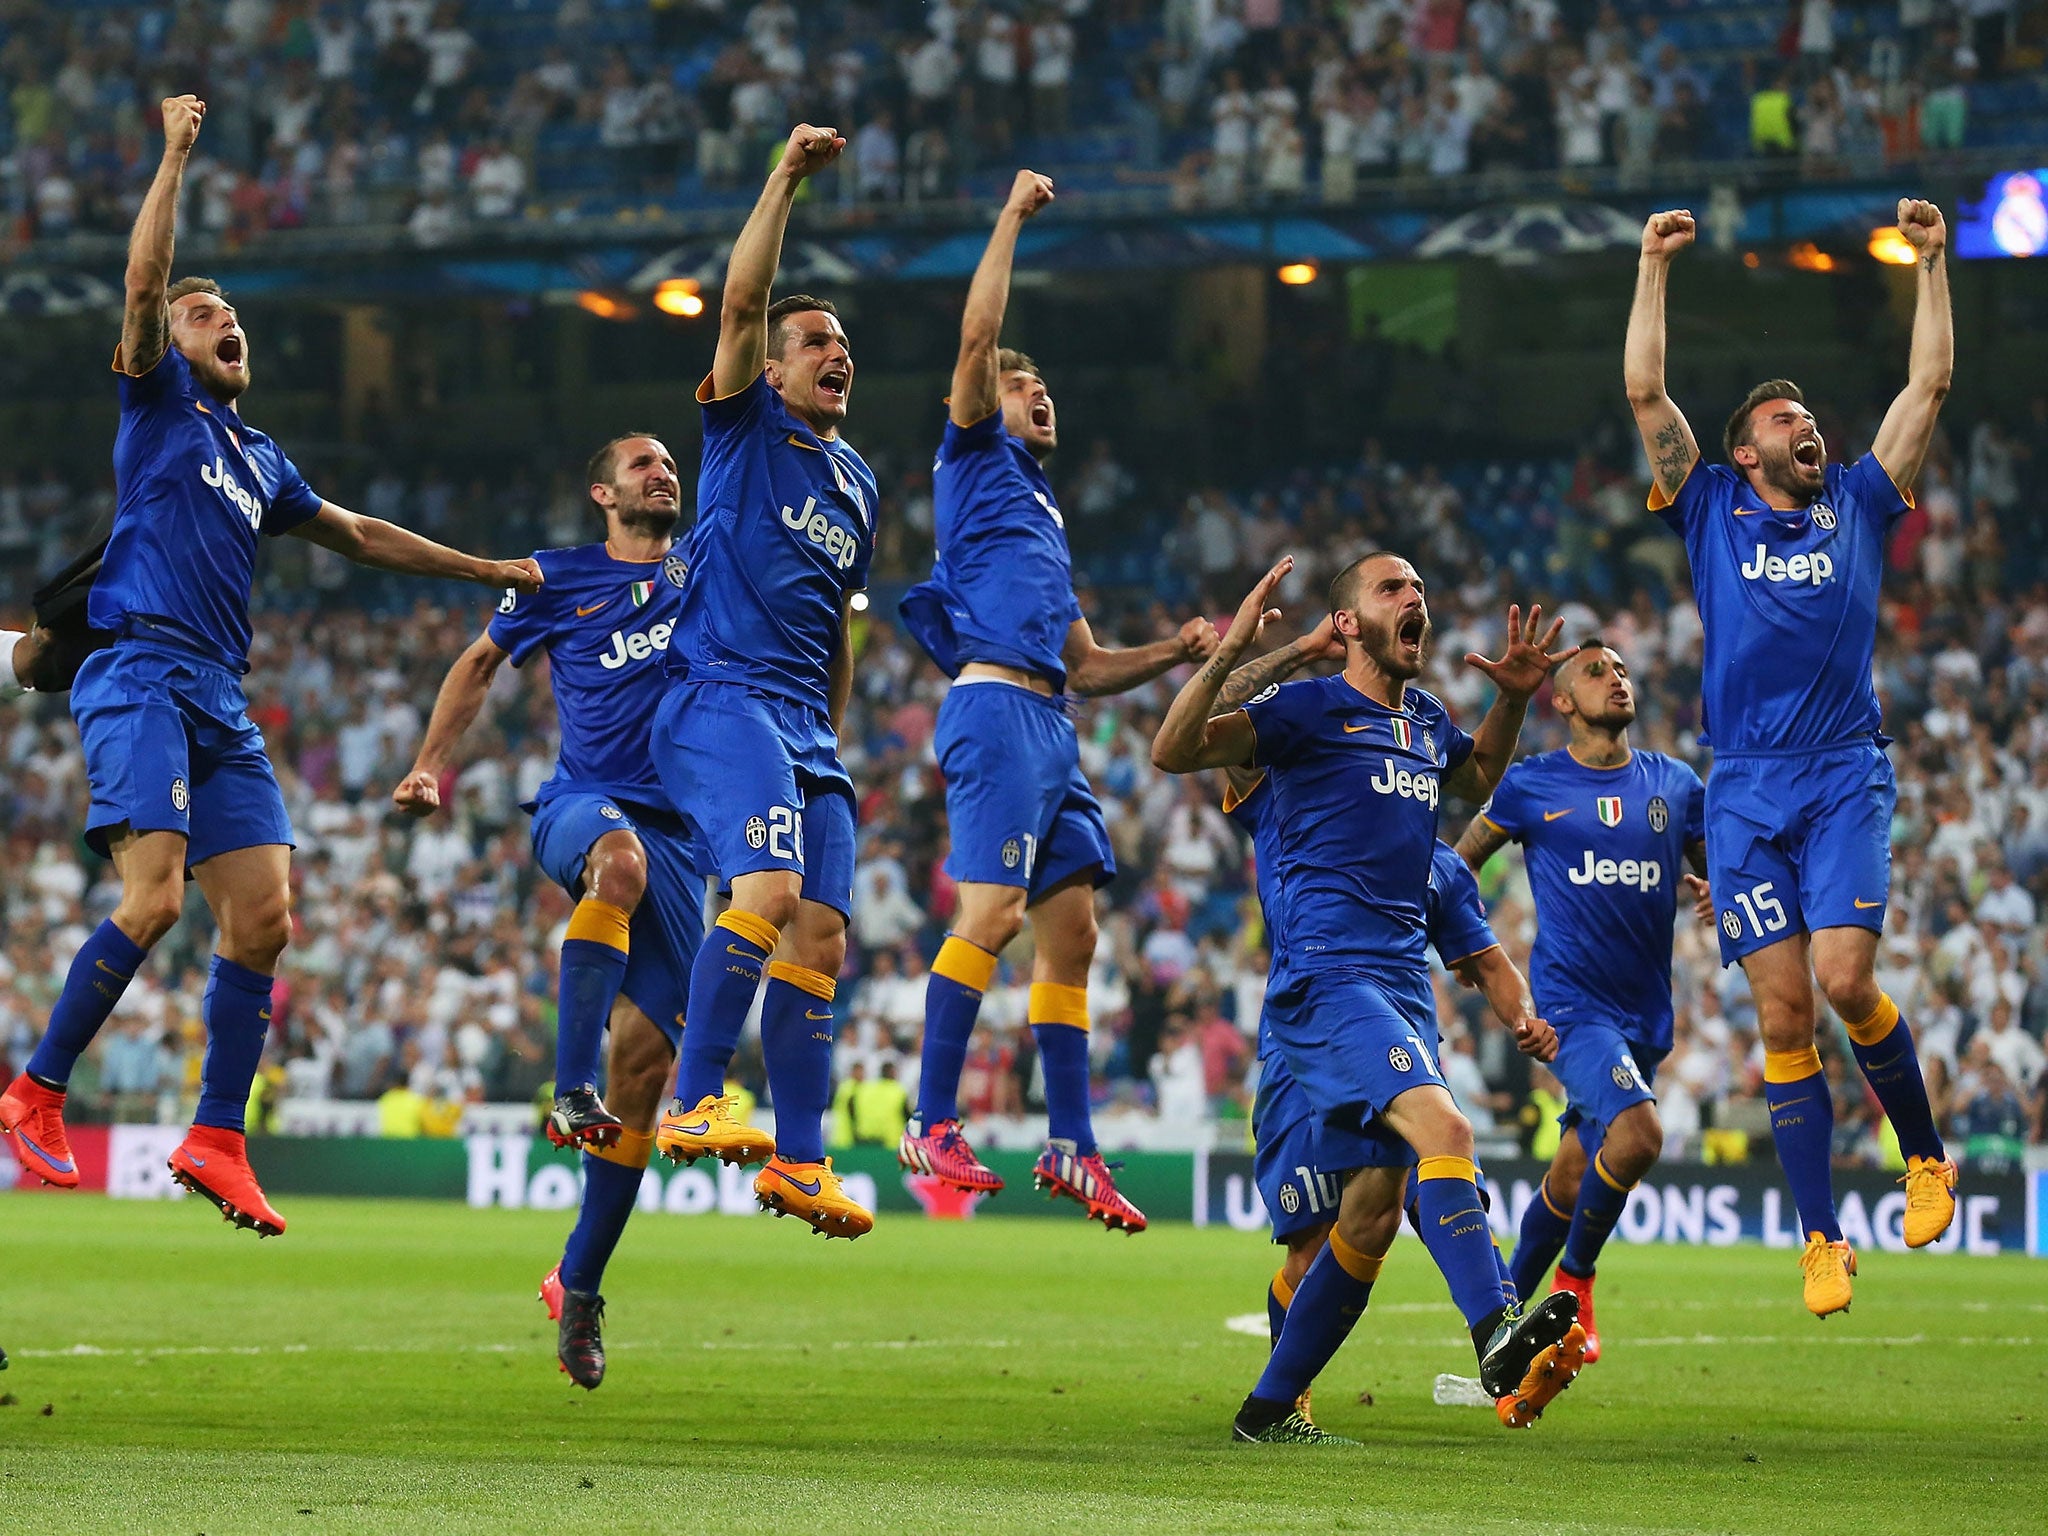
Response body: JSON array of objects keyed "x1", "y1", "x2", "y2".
[
  {"x1": 1154, "y1": 554, "x2": 1583, "y2": 1444},
  {"x1": 1459, "y1": 641, "x2": 1710, "y2": 1359},
  {"x1": 896, "y1": 170, "x2": 1219, "y2": 1230},
  {"x1": 0, "y1": 94, "x2": 541, "y2": 1235},
  {"x1": 649, "y1": 126, "x2": 878, "y2": 1239},
  {"x1": 394, "y1": 433, "x2": 709, "y2": 1389},
  {"x1": 1626, "y1": 202, "x2": 1958, "y2": 1316}
]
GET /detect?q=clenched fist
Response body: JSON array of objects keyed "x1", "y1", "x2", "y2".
[
  {"x1": 1641, "y1": 209, "x2": 1694, "y2": 261},
  {"x1": 162, "y1": 94, "x2": 206, "y2": 154}
]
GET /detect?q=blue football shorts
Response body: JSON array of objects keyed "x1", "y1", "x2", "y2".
[
  {"x1": 1252, "y1": 1044, "x2": 1411, "y2": 1243},
  {"x1": 1262, "y1": 966, "x2": 1451, "y2": 1139},
  {"x1": 531, "y1": 788, "x2": 706, "y2": 1050},
  {"x1": 1705, "y1": 742, "x2": 1894, "y2": 964},
  {"x1": 652, "y1": 680, "x2": 858, "y2": 919},
  {"x1": 1550, "y1": 1017, "x2": 1668, "y2": 1160},
  {"x1": 935, "y1": 679, "x2": 1115, "y2": 898},
  {"x1": 70, "y1": 641, "x2": 293, "y2": 868}
]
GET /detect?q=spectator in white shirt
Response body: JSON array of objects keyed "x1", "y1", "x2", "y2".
[
  {"x1": 469, "y1": 138, "x2": 527, "y2": 219},
  {"x1": 1030, "y1": 13, "x2": 1076, "y2": 135},
  {"x1": 852, "y1": 111, "x2": 902, "y2": 202}
]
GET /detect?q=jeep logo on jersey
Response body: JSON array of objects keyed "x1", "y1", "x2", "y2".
[
  {"x1": 662, "y1": 553, "x2": 688, "y2": 588},
  {"x1": 1596, "y1": 796, "x2": 1622, "y2": 827},
  {"x1": 781, "y1": 496, "x2": 861, "y2": 571},
  {"x1": 200, "y1": 454, "x2": 262, "y2": 529},
  {"x1": 1389, "y1": 718, "x2": 1412, "y2": 751},
  {"x1": 1740, "y1": 544, "x2": 1834, "y2": 586},
  {"x1": 1368, "y1": 758, "x2": 1439, "y2": 808},
  {"x1": 1566, "y1": 849, "x2": 1662, "y2": 890},
  {"x1": 1648, "y1": 796, "x2": 1670, "y2": 833},
  {"x1": 597, "y1": 620, "x2": 674, "y2": 670},
  {"x1": 1812, "y1": 504, "x2": 1837, "y2": 530}
]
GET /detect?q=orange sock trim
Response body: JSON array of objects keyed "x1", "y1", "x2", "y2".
[
  {"x1": 1592, "y1": 1151, "x2": 1633, "y2": 1193},
  {"x1": 589, "y1": 1128, "x2": 655, "y2": 1170},
  {"x1": 766, "y1": 961, "x2": 836, "y2": 1002},
  {"x1": 1028, "y1": 982, "x2": 1089, "y2": 1031},
  {"x1": 1270, "y1": 1267, "x2": 1296, "y2": 1310},
  {"x1": 933, "y1": 935, "x2": 999, "y2": 993},
  {"x1": 1843, "y1": 993, "x2": 1902, "y2": 1048},
  {"x1": 716, "y1": 909, "x2": 780, "y2": 953},
  {"x1": 564, "y1": 898, "x2": 631, "y2": 952},
  {"x1": 1328, "y1": 1229, "x2": 1385, "y2": 1283},
  {"x1": 1415, "y1": 1154, "x2": 1478, "y2": 1185},
  {"x1": 1539, "y1": 1175, "x2": 1571, "y2": 1220},
  {"x1": 1765, "y1": 1046, "x2": 1824, "y2": 1083}
]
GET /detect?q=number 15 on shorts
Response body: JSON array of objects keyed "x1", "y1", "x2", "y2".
[
  {"x1": 745, "y1": 805, "x2": 805, "y2": 867},
  {"x1": 1723, "y1": 880, "x2": 1787, "y2": 940}
]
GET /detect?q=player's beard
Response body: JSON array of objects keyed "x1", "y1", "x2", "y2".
[
  {"x1": 192, "y1": 352, "x2": 250, "y2": 402},
  {"x1": 1357, "y1": 609, "x2": 1428, "y2": 681},
  {"x1": 1756, "y1": 440, "x2": 1823, "y2": 503},
  {"x1": 616, "y1": 494, "x2": 681, "y2": 537}
]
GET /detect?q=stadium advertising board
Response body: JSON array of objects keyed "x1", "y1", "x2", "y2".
[{"x1": 20, "y1": 1131, "x2": 2036, "y2": 1257}]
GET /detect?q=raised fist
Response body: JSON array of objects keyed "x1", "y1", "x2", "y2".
[
  {"x1": 1641, "y1": 209, "x2": 1695, "y2": 260},
  {"x1": 162, "y1": 94, "x2": 207, "y2": 153}
]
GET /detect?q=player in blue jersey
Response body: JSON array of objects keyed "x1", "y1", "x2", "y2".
[
  {"x1": 1155, "y1": 555, "x2": 1583, "y2": 1444},
  {"x1": 0, "y1": 95, "x2": 540, "y2": 1236},
  {"x1": 393, "y1": 433, "x2": 719, "y2": 1388},
  {"x1": 1625, "y1": 202, "x2": 1958, "y2": 1316},
  {"x1": 895, "y1": 171, "x2": 1219, "y2": 1230},
  {"x1": 1458, "y1": 641, "x2": 1710, "y2": 1359},
  {"x1": 647, "y1": 126, "x2": 879, "y2": 1239}
]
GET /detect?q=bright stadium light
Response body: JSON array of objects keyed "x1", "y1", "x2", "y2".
[
  {"x1": 1787, "y1": 242, "x2": 1837, "y2": 273},
  {"x1": 1276, "y1": 262, "x2": 1318, "y2": 285},
  {"x1": 576, "y1": 290, "x2": 631, "y2": 319},
  {"x1": 654, "y1": 278, "x2": 705, "y2": 317},
  {"x1": 1867, "y1": 227, "x2": 1918, "y2": 265}
]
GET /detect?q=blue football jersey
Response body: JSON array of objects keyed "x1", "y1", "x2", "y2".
[
  {"x1": 1427, "y1": 839, "x2": 1498, "y2": 969},
  {"x1": 898, "y1": 409, "x2": 1083, "y2": 689},
  {"x1": 488, "y1": 542, "x2": 688, "y2": 809},
  {"x1": 669, "y1": 372, "x2": 878, "y2": 715},
  {"x1": 1242, "y1": 677, "x2": 1474, "y2": 979},
  {"x1": 1654, "y1": 455, "x2": 1906, "y2": 753},
  {"x1": 1479, "y1": 747, "x2": 1705, "y2": 1048},
  {"x1": 94, "y1": 346, "x2": 324, "y2": 670}
]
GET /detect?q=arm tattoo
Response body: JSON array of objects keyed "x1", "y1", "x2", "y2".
[
  {"x1": 1456, "y1": 816, "x2": 1509, "y2": 870},
  {"x1": 1652, "y1": 418, "x2": 1690, "y2": 493},
  {"x1": 1214, "y1": 641, "x2": 1304, "y2": 712}
]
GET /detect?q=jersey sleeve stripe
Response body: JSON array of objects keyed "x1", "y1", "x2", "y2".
[{"x1": 1645, "y1": 453, "x2": 1700, "y2": 512}]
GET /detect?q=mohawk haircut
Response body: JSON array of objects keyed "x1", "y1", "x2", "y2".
[
  {"x1": 1723, "y1": 378, "x2": 1804, "y2": 463},
  {"x1": 766, "y1": 293, "x2": 839, "y2": 359},
  {"x1": 1555, "y1": 636, "x2": 1618, "y2": 690}
]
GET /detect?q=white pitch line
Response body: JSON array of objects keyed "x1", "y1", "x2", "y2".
[{"x1": 9, "y1": 1338, "x2": 1024, "y2": 1361}]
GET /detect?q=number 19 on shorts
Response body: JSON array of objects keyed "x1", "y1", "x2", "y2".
[{"x1": 1723, "y1": 880, "x2": 1787, "y2": 940}]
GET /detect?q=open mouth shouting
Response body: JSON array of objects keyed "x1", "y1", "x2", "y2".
[
  {"x1": 215, "y1": 333, "x2": 245, "y2": 372},
  {"x1": 1029, "y1": 399, "x2": 1053, "y2": 432},
  {"x1": 1396, "y1": 608, "x2": 1427, "y2": 660},
  {"x1": 816, "y1": 364, "x2": 850, "y2": 408},
  {"x1": 1791, "y1": 434, "x2": 1824, "y2": 474}
]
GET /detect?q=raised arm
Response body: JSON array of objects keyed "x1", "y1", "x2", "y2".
[
  {"x1": 1151, "y1": 558, "x2": 1291, "y2": 774},
  {"x1": 1062, "y1": 611, "x2": 1218, "y2": 698},
  {"x1": 290, "y1": 503, "x2": 543, "y2": 591},
  {"x1": 951, "y1": 170, "x2": 1055, "y2": 427},
  {"x1": 1869, "y1": 199, "x2": 1953, "y2": 491},
  {"x1": 392, "y1": 630, "x2": 511, "y2": 816},
  {"x1": 1214, "y1": 615, "x2": 1345, "y2": 712},
  {"x1": 1442, "y1": 603, "x2": 1576, "y2": 804},
  {"x1": 120, "y1": 95, "x2": 206, "y2": 375},
  {"x1": 710, "y1": 125, "x2": 845, "y2": 400},
  {"x1": 1625, "y1": 210, "x2": 1702, "y2": 504}
]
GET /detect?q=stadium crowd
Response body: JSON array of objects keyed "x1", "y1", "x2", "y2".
[
  {"x1": 5, "y1": 397, "x2": 2048, "y2": 1168},
  {"x1": 3, "y1": 0, "x2": 2039, "y2": 245}
]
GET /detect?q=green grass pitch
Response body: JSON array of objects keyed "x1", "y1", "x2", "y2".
[{"x1": 3, "y1": 1192, "x2": 2042, "y2": 1535}]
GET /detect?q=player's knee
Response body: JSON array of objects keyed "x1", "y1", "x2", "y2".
[
  {"x1": 223, "y1": 891, "x2": 292, "y2": 968},
  {"x1": 955, "y1": 889, "x2": 1026, "y2": 952},
  {"x1": 1410, "y1": 1100, "x2": 1474, "y2": 1163},
  {"x1": 1339, "y1": 1199, "x2": 1400, "y2": 1260},
  {"x1": 741, "y1": 887, "x2": 802, "y2": 934},
  {"x1": 586, "y1": 840, "x2": 647, "y2": 910},
  {"x1": 1813, "y1": 958, "x2": 1879, "y2": 1023},
  {"x1": 1606, "y1": 1109, "x2": 1663, "y2": 1180},
  {"x1": 1753, "y1": 985, "x2": 1816, "y2": 1050},
  {"x1": 114, "y1": 881, "x2": 184, "y2": 948}
]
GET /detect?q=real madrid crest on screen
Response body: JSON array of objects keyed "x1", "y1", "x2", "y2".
[
  {"x1": 1596, "y1": 795, "x2": 1622, "y2": 826},
  {"x1": 1648, "y1": 795, "x2": 1669, "y2": 833}
]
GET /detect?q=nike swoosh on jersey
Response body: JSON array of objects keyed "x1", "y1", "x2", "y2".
[
  {"x1": 1341, "y1": 722, "x2": 1374, "y2": 733},
  {"x1": 575, "y1": 600, "x2": 613, "y2": 617},
  {"x1": 1853, "y1": 898, "x2": 1884, "y2": 909},
  {"x1": 1543, "y1": 809, "x2": 1574, "y2": 821}
]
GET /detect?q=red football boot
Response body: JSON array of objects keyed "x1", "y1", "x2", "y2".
[
  {"x1": 1550, "y1": 1267, "x2": 1600, "y2": 1362},
  {"x1": 0, "y1": 1073, "x2": 79, "y2": 1189},
  {"x1": 539, "y1": 1263, "x2": 566, "y2": 1322},
  {"x1": 167, "y1": 1125, "x2": 287, "y2": 1236},
  {"x1": 1033, "y1": 1141, "x2": 1147, "y2": 1233},
  {"x1": 898, "y1": 1117, "x2": 1004, "y2": 1195}
]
